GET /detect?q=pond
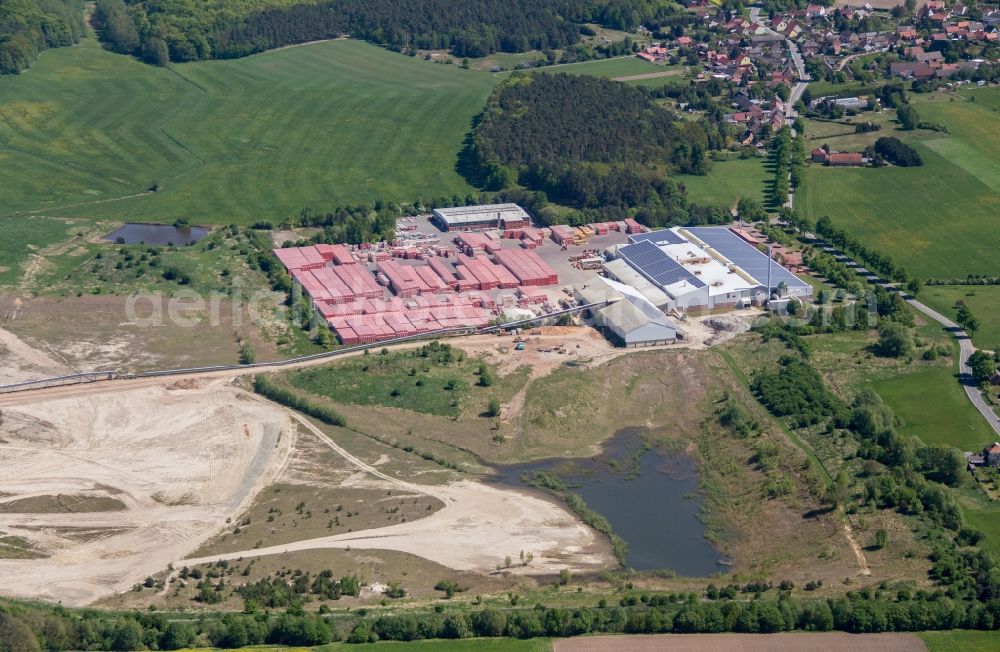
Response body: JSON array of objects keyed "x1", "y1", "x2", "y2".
[
  {"x1": 495, "y1": 428, "x2": 726, "y2": 576},
  {"x1": 104, "y1": 223, "x2": 209, "y2": 246}
]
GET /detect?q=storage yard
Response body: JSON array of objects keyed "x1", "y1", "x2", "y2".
[
  {"x1": 273, "y1": 206, "x2": 812, "y2": 348},
  {"x1": 273, "y1": 205, "x2": 634, "y2": 346}
]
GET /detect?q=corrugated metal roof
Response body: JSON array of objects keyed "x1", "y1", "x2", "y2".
[{"x1": 627, "y1": 229, "x2": 686, "y2": 246}]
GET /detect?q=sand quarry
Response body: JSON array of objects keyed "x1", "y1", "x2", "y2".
[
  {"x1": 0, "y1": 343, "x2": 612, "y2": 605},
  {"x1": 0, "y1": 318, "x2": 759, "y2": 606}
]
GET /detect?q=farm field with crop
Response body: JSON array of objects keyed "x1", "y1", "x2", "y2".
[
  {"x1": 797, "y1": 89, "x2": 1000, "y2": 279},
  {"x1": 0, "y1": 35, "x2": 493, "y2": 225}
]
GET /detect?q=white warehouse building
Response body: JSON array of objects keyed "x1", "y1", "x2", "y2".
[{"x1": 575, "y1": 277, "x2": 684, "y2": 347}]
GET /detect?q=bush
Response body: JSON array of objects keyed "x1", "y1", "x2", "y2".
[
  {"x1": 876, "y1": 322, "x2": 913, "y2": 358},
  {"x1": 253, "y1": 375, "x2": 346, "y2": 426},
  {"x1": 874, "y1": 137, "x2": 922, "y2": 167}
]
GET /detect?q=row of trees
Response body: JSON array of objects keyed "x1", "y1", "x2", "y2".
[
  {"x1": 7, "y1": 591, "x2": 1000, "y2": 650},
  {"x1": 0, "y1": 0, "x2": 85, "y2": 74},
  {"x1": 815, "y1": 216, "x2": 910, "y2": 284},
  {"x1": 253, "y1": 375, "x2": 346, "y2": 426}
]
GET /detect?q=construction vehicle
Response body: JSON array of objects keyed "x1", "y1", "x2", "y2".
[{"x1": 530, "y1": 328, "x2": 541, "y2": 335}]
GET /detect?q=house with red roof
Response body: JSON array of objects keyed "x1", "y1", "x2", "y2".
[{"x1": 985, "y1": 442, "x2": 1000, "y2": 466}]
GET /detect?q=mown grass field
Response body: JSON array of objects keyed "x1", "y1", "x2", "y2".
[
  {"x1": 797, "y1": 88, "x2": 1000, "y2": 279},
  {"x1": 870, "y1": 354, "x2": 985, "y2": 451},
  {"x1": 920, "y1": 630, "x2": 1000, "y2": 652},
  {"x1": 0, "y1": 35, "x2": 493, "y2": 225},
  {"x1": 920, "y1": 285, "x2": 1000, "y2": 349},
  {"x1": 681, "y1": 157, "x2": 771, "y2": 209}
]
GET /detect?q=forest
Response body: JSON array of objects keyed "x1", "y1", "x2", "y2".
[
  {"x1": 469, "y1": 73, "x2": 730, "y2": 228},
  {"x1": 95, "y1": 0, "x2": 683, "y2": 63},
  {"x1": 0, "y1": 0, "x2": 84, "y2": 74}
]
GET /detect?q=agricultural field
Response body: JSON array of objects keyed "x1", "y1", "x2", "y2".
[
  {"x1": 680, "y1": 157, "x2": 771, "y2": 210},
  {"x1": 919, "y1": 629, "x2": 1000, "y2": 652},
  {"x1": 0, "y1": 35, "x2": 493, "y2": 225},
  {"x1": 919, "y1": 285, "x2": 1000, "y2": 349},
  {"x1": 797, "y1": 88, "x2": 1000, "y2": 279},
  {"x1": 314, "y1": 639, "x2": 554, "y2": 652}
]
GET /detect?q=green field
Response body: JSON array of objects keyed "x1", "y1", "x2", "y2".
[
  {"x1": 797, "y1": 89, "x2": 1000, "y2": 279},
  {"x1": 0, "y1": 216, "x2": 81, "y2": 286},
  {"x1": 0, "y1": 35, "x2": 494, "y2": 225},
  {"x1": 536, "y1": 55, "x2": 663, "y2": 78},
  {"x1": 284, "y1": 342, "x2": 520, "y2": 418},
  {"x1": 920, "y1": 629, "x2": 1000, "y2": 652},
  {"x1": 681, "y1": 157, "x2": 770, "y2": 209},
  {"x1": 534, "y1": 55, "x2": 689, "y2": 86},
  {"x1": 871, "y1": 352, "x2": 986, "y2": 451},
  {"x1": 920, "y1": 285, "x2": 1000, "y2": 350}
]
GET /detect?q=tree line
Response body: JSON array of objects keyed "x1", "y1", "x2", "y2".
[
  {"x1": 93, "y1": 0, "x2": 684, "y2": 64},
  {"x1": 5, "y1": 589, "x2": 1000, "y2": 650},
  {"x1": 0, "y1": 0, "x2": 84, "y2": 74}
]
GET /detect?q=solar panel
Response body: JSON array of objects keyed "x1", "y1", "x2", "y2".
[
  {"x1": 618, "y1": 241, "x2": 705, "y2": 289},
  {"x1": 628, "y1": 229, "x2": 686, "y2": 246},
  {"x1": 685, "y1": 228, "x2": 809, "y2": 290}
]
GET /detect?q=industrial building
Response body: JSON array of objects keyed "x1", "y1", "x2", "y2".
[
  {"x1": 575, "y1": 277, "x2": 684, "y2": 347},
  {"x1": 432, "y1": 203, "x2": 530, "y2": 232},
  {"x1": 604, "y1": 227, "x2": 812, "y2": 312}
]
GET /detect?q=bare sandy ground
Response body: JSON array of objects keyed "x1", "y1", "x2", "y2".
[
  {"x1": 553, "y1": 632, "x2": 927, "y2": 652},
  {"x1": 0, "y1": 323, "x2": 72, "y2": 384},
  {"x1": 180, "y1": 412, "x2": 613, "y2": 577},
  {"x1": 0, "y1": 379, "x2": 292, "y2": 605}
]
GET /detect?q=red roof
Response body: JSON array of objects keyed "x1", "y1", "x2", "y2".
[
  {"x1": 828, "y1": 152, "x2": 863, "y2": 165},
  {"x1": 987, "y1": 443, "x2": 1000, "y2": 454}
]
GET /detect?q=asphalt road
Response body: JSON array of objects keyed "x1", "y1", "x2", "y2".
[{"x1": 818, "y1": 243, "x2": 1000, "y2": 437}]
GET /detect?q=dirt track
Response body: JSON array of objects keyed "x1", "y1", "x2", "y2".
[
  {"x1": 0, "y1": 324, "x2": 72, "y2": 383},
  {"x1": 553, "y1": 632, "x2": 927, "y2": 652}
]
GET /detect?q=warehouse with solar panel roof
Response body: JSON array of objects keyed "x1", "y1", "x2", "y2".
[{"x1": 603, "y1": 226, "x2": 812, "y2": 313}]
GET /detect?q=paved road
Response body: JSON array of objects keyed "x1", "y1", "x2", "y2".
[
  {"x1": 817, "y1": 243, "x2": 1000, "y2": 437},
  {"x1": 749, "y1": 7, "x2": 810, "y2": 119}
]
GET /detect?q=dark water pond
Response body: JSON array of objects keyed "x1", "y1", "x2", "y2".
[
  {"x1": 104, "y1": 223, "x2": 209, "y2": 246},
  {"x1": 495, "y1": 428, "x2": 726, "y2": 576}
]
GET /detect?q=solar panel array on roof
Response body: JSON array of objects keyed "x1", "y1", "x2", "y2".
[
  {"x1": 618, "y1": 241, "x2": 706, "y2": 289},
  {"x1": 627, "y1": 229, "x2": 686, "y2": 246},
  {"x1": 685, "y1": 227, "x2": 809, "y2": 290}
]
